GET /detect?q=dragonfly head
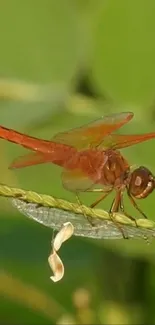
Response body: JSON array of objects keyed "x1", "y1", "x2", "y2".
[{"x1": 128, "y1": 166, "x2": 155, "y2": 199}]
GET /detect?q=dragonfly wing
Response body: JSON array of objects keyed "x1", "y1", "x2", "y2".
[
  {"x1": 52, "y1": 112, "x2": 133, "y2": 150},
  {"x1": 9, "y1": 152, "x2": 50, "y2": 169},
  {"x1": 62, "y1": 169, "x2": 95, "y2": 192},
  {"x1": 62, "y1": 168, "x2": 112, "y2": 192},
  {"x1": 61, "y1": 152, "x2": 110, "y2": 192},
  {"x1": 98, "y1": 133, "x2": 155, "y2": 150}
]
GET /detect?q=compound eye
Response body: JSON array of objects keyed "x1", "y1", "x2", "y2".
[
  {"x1": 129, "y1": 166, "x2": 154, "y2": 198},
  {"x1": 135, "y1": 175, "x2": 142, "y2": 187}
]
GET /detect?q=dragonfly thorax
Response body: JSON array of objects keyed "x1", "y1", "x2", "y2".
[{"x1": 99, "y1": 149, "x2": 130, "y2": 187}]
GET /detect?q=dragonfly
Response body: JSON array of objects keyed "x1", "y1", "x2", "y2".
[{"x1": 0, "y1": 111, "x2": 155, "y2": 239}]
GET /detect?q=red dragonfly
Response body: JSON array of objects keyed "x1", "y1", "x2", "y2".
[{"x1": 0, "y1": 112, "x2": 155, "y2": 238}]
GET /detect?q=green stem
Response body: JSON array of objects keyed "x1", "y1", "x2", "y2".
[{"x1": 0, "y1": 183, "x2": 154, "y2": 240}]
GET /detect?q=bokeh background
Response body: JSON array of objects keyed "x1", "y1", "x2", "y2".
[{"x1": 1, "y1": 0, "x2": 155, "y2": 323}]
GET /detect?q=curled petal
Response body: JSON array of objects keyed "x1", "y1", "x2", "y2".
[
  {"x1": 48, "y1": 222, "x2": 74, "y2": 282},
  {"x1": 53, "y1": 222, "x2": 74, "y2": 252},
  {"x1": 48, "y1": 251, "x2": 64, "y2": 282}
]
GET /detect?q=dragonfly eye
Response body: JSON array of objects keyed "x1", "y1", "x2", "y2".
[{"x1": 129, "y1": 166, "x2": 155, "y2": 199}]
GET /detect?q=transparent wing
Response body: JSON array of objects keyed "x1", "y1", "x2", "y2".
[
  {"x1": 61, "y1": 168, "x2": 112, "y2": 192},
  {"x1": 61, "y1": 169, "x2": 96, "y2": 192},
  {"x1": 9, "y1": 152, "x2": 51, "y2": 169},
  {"x1": 98, "y1": 132, "x2": 155, "y2": 150},
  {"x1": 52, "y1": 112, "x2": 133, "y2": 150},
  {"x1": 61, "y1": 154, "x2": 110, "y2": 192}
]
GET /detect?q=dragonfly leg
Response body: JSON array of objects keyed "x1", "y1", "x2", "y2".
[
  {"x1": 127, "y1": 191, "x2": 148, "y2": 219},
  {"x1": 109, "y1": 191, "x2": 128, "y2": 239},
  {"x1": 90, "y1": 191, "x2": 111, "y2": 208},
  {"x1": 89, "y1": 188, "x2": 125, "y2": 236},
  {"x1": 76, "y1": 193, "x2": 95, "y2": 226},
  {"x1": 119, "y1": 192, "x2": 138, "y2": 228},
  {"x1": 126, "y1": 192, "x2": 149, "y2": 244}
]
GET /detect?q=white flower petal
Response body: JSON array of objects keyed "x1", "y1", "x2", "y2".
[
  {"x1": 48, "y1": 222, "x2": 74, "y2": 282},
  {"x1": 48, "y1": 251, "x2": 64, "y2": 282},
  {"x1": 53, "y1": 222, "x2": 74, "y2": 251}
]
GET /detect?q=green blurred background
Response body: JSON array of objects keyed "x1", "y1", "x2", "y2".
[{"x1": 1, "y1": 0, "x2": 155, "y2": 323}]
